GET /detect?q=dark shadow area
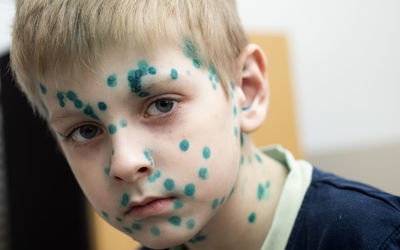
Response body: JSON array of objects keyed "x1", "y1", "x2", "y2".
[{"x1": 0, "y1": 53, "x2": 90, "y2": 250}]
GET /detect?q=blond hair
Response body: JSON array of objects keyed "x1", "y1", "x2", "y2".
[{"x1": 11, "y1": 0, "x2": 248, "y2": 118}]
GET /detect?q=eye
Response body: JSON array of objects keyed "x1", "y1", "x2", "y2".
[
  {"x1": 70, "y1": 124, "x2": 102, "y2": 143},
  {"x1": 147, "y1": 99, "x2": 178, "y2": 116}
]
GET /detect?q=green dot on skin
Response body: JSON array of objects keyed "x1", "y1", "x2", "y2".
[
  {"x1": 179, "y1": 139, "x2": 190, "y2": 152},
  {"x1": 104, "y1": 167, "x2": 110, "y2": 176},
  {"x1": 220, "y1": 196, "x2": 225, "y2": 205},
  {"x1": 148, "y1": 66, "x2": 157, "y2": 75},
  {"x1": 234, "y1": 126, "x2": 238, "y2": 137},
  {"x1": 170, "y1": 68, "x2": 178, "y2": 80},
  {"x1": 184, "y1": 183, "x2": 196, "y2": 197},
  {"x1": 116, "y1": 217, "x2": 123, "y2": 222},
  {"x1": 163, "y1": 178, "x2": 175, "y2": 191},
  {"x1": 233, "y1": 106, "x2": 237, "y2": 116},
  {"x1": 198, "y1": 168, "x2": 209, "y2": 180},
  {"x1": 138, "y1": 91, "x2": 150, "y2": 97},
  {"x1": 150, "y1": 226, "x2": 160, "y2": 236},
  {"x1": 119, "y1": 119, "x2": 127, "y2": 128},
  {"x1": 66, "y1": 91, "x2": 77, "y2": 101},
  {"x1": 74, "y1": 99, "x2": 83, "y2": 109},
  {"x1": 101, "y1": 211, "x2": 109, "y2": 219},
  {"x1": 202, "y1": 146, "x2": 211, "y2": 159},
  {"x1": 132, "y1": 223, "x2": 142, "y2": 231},
  {"x1": 257, "y1": 184, "x2": 264, "y2": 201},
  {"x1": 123, "y1": 227, "x2": 133, "y2": 234},
  {"x1": 248, "y1": 212, "x2": 256, "y2": 223},
  {"x1": 137, "y1": 60, "x2": 149, "y2": 74},
  {"x1": 121, "y1": 193, "x2": 129, "y2": 207},
  {"x1": 186, "y1": 219, "x2": 196, "y2": 230},
  {"x1": 108, "y1": 124, "x2": 117, "y2": 134},
  {"x1": 240, "y1": 155, "x2": 244, "y2": 166},
  {"x1": 148, "y1": 170, "x2": 161, "y2": 183},
  {"x1": 107, "y1": 74, "x2": 117, "y2": 87},
  {"x1": 265, "y1": 180, "x2": 271, "y2": 188},
  {"x1": 56, "y1": 131, "x2": 64, "y2": 137},
  {"x1": 168, "y1": 216, "x2": 182, "y2": 226},
  {"x1": 98, "y1": 102, "x2": 107, "y2": 111},
  {"x1": 212, "y1": 198, "x2": 219, "y2": 209},
  {"x1": 173, "y1": 200, "x2": 184, "y2": 210}
]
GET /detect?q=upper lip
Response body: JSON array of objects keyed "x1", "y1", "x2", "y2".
[{"x1": 123, "y1": 197, "x2": 163, "y2": 215}]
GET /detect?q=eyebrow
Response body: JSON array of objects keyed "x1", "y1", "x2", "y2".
[{"x1": 49, "y1": 109, "x2": 85, "y2": 126}]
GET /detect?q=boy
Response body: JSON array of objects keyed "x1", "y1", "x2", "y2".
[{"x1": 10, "y1": 0, "x2": 400, "y2": 249}]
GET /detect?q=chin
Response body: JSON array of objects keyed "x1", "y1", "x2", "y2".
[{"x1": 139, "y1": 233, "x2": 193, "y2": 250}]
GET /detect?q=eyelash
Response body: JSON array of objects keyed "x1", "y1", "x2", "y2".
[{"x1": 62, "y1": 97, "x2": 181, "y2": 145}]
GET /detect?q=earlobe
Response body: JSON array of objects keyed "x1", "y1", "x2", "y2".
[{"x1": 235, "y1": 44, "x2": 269, "y2": 133}]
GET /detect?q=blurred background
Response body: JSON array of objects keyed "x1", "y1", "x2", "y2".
[{"x1": 0, "y1": 0, "x2": 399, "y2": 249}]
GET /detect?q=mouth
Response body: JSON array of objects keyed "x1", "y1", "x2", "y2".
[{"x1": 124, "y1": 197, "x2": 175, "y2": 219}]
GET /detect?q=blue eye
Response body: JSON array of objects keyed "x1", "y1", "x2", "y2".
[
  {"x1": 70, "y1": 125, "x2": 102, "y2": 142},
  {"x1": 147, "y1": 99, "x2": 177, "y2": 116}
]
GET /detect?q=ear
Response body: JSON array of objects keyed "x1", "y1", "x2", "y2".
[{"x1": 234, "y1": 44, "x2": 269, "y2": 133}]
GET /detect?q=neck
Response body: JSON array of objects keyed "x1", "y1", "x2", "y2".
[{"x1": 184, "y1": 138, "x2": 288, "y2": 250}]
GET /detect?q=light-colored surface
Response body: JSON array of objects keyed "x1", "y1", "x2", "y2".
[
  {"x1": 309, "y1": 142, "x2": 400, "y2": 196},
  {"x1": 238, "y1": 0, "x2": 400, "y2": 154},
  {"x1": 0, "y1": 0, "x2": 14, "y2": 56}
]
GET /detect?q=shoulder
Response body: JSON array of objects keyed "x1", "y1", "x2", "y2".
[{"x1": 286, "y1": 167, "x2": 400, "y2": 250}]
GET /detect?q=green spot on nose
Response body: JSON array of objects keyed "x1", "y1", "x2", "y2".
[{"x1": 170, "y1": 68, "x2": 178, "y2": 80}]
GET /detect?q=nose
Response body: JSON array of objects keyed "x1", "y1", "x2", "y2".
[{"x1": 109, "y1": 145, "x2": 154, "y2": 183}]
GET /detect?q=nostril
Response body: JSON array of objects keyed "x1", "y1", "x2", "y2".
[
  {"x1": 138, "y1": 167, "x2": 148, "y2": 173},
  {"x1": 113, "y1": 176, "x2": 123, "y2": 181}
]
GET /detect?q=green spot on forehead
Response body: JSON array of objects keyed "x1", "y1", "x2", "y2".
[
  {"x1": 248, "y1": 212, "x2": 256, "y2": 223},
  {"x1": 66, "y1": 91, "x2": 77, "y2": 101},
  {"x1": 150, "y1": 226, "x2": 161, "y2": 236},
  {"x1": 108, "y1": 124, "x2": 117, "y2": 135},
  {"x1": 107, "y1": 74, "x2": 118, "y2": 87},
  {"x1": 163, "y1": 178, "x2": 175, "y2": 191},
  {"x1": 98, "y1": 102, "x2": 107, "y2": 111},
  {"x1": 170, "y1": 68, "x2": 178, "y2": 80},
  {"x1": 121, "y1": 193, "x2": 129, "y2": 207},
  {"x1": 186, "y1": 219, "x2": 196, "y2": 230},
  {"x1": 138, "y1": 91, "x2": 150, "y2": 97},
  {"x1": 202, "y1": 146, "x2": 211, "y2": 159},
  {"x1": 148, "y1": 66, "x2": 157, "y2": 75},
  {"x1": 179, "y1": 139, "x2": 190, "y2": 152},
  {"x1": 39, "y1": 83, "x2": 47, "y2": 94},
  {"x1": 137, "y1": 60, "x2": 149, "y2": 74},
  {"x1": 184, "y1": 183, "x2": 196, "y2": 197},
  {"x1": 183, "y1": 38, "x2": 203, "y2": 69},
  {"x1": 74, "y1": 99, "x2": 83, "y2": 109},
  {"x1": 127, "y1": 70, "x2": 142, "y2": 93},
  {"x1": 56, "y1": 91, "x2": 65, "y2": 108},
  {"x1": 83, "y1": 104, "x2": 99, "y2": 120},
  {"x1": 211, "y1": 198, "x2": 219, "y2": 209},
  {"x1": 168, "y1": 216, "x2": 182, "y2": 226}
]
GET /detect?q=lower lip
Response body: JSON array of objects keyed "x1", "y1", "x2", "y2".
[{"x1": 125, "y1": 198, "x2": 174, "y2": 219}]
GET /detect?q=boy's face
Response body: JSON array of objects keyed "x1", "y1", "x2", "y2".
[{"x1": 43, "y1": 43, "x2": 241, "y2": 247}]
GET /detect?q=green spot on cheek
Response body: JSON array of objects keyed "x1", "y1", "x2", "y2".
[
  {"x1": 170, "y1": 68, "x2": 178, "y2": 80},
  {"x1": 123, "y1": 227, "x2": 133, "y2": 234},
  {"x1": 115, "y1": 217, "x2": 123, "y2": 222},
  {"x1": 202, "y1": 146, "x2": 211, "y2": 159},
  {"x1": 233, "y1": 106, "x2": 237, "y2": 116},
  {"x1": 186, "y1": 219, "x2": 196, "y2": 230},
  {"x1": 179, "y1": 139, "x2": 190, "y2": 152},
  {"x1": 168, "y1": 216, "x2": 182, "y2": 226},
  {"x1": 240, "y1": 132, "x2": 244, "y2": 147},
  {"x1": 132, "y1": 223, "x2": 142, "y2": 231},
  {"x1": 184, "y1": 183, "x2": 195, "y2": 197},
  {"x1": 150, "y1": 226, "x2": 160, "y2": 236},
  {"x1": 164, "y1": 178, "x2": 175, "y2": 191},
  {"x1": 121, "y1": 193, "x2": 129, "y2": 207},
  {"x1": 257, "y1": 184, "x2": 264, "y2": 201},
  {"x1": 101, "y1": 211, "x2": 109, "y2": 219},
  {"x1": 228, "y1": 186, "x2": 235, "y2": 198},
  {"x1": 98, "y1": 102, "x2": 107, "y2": 111},
  {"x1": 107, "y1": 74, "x2": 118, "y2": 87},
  {"x1": 119, "y1": 119, "x2": 127, "y2": 128},
  {"x1": 108, "y1": 124, "x2": 117, "y2": 134},
  {"x1": 39, "y1": 83, "x2": 47, "y2": 94},
  {"x1": 234, "y1": 126, "x2": 238, "y2": 137},
  {"x1": 240, "y1": 155, "x2": 244, "y2": 166},
  {"x1": 173, "y1": 200, "x2": 184, "y2": 210},
  {"x1": 148, "y1": 170, "x2": 161, "y2": 183},
  {"x1": 198, "y1": 168, "x2": 209, "y2": 180},
  {"x1": 248, "y1": 212, "x2": 256, "y2": 223},
  {"x1": 104, "y1": 167, "x2": 110, "y2": 176},
  {"x1": 220, "y1": 196, "x2": 225, "y2": 205},
  {"x1": 212, "y1": 198, "x2": 219, "y2": 209}
]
